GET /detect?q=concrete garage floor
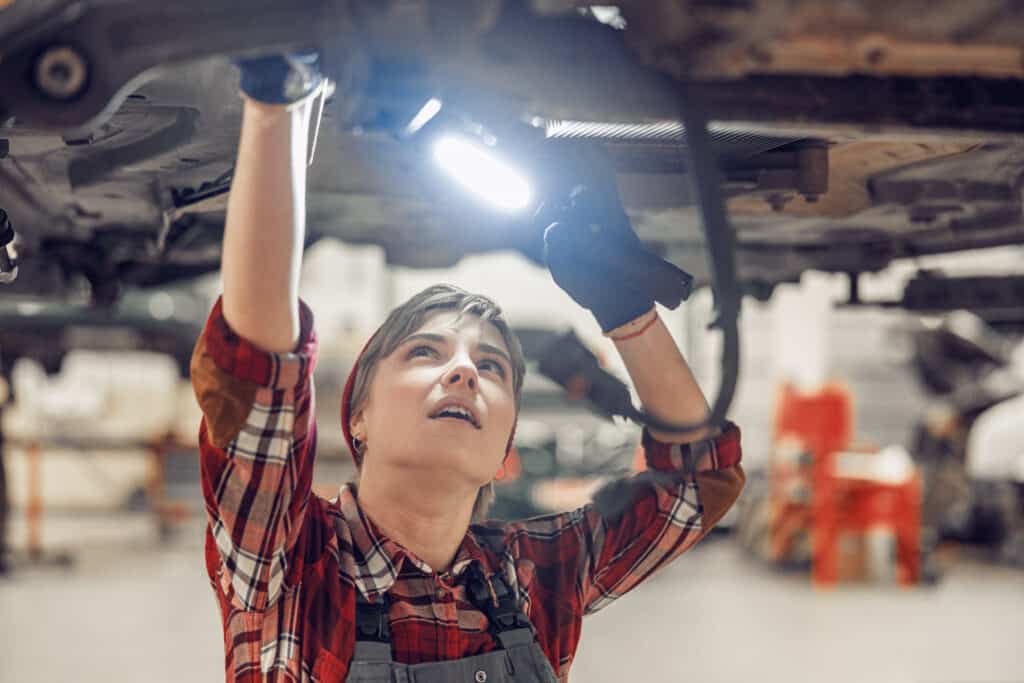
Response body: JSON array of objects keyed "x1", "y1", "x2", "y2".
[{"x1": 1, "y1": 515, "x2": 1022, "y2": 683}]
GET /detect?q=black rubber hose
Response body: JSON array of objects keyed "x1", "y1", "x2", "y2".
[
  {"x1": 623, "y1": 85, "x2": 742, "y2": 436},
  {"x1": 536, "y1": 89, "x2": 742, "y2": 440}
]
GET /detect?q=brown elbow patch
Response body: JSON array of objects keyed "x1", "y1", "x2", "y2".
[
  {"x1": 695, "y1": 464, "x2": 746, "y2": 530},
  {"x1": 190, "y1": 335, "x2": 259, "y2": 448}
]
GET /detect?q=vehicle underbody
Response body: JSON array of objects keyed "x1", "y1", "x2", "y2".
[{"x1": 0, "y1": 0, "x2": 1022, "y2": 327}]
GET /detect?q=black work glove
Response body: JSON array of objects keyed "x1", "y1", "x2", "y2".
[
  {"x1": 235, "y1": 52, "x2": 325, "y2": 105},
  {"x1": 544, "y1": 186, "x2": 653, "y2": 332},
  {"x1": 544, "y1": 185, "x2": 693, "y2": 333}
]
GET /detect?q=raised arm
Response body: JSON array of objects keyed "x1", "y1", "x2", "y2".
[
  {"x1": 190, "y1": 57, "x2": 326, "y2": 613},
  {"x1": 607, "y1": 307, "x2": 714, "y2": 443},
  {"x1": 507, "y1": 167, "x2": 745, "y2": 638},
  {"x1": 502, "y1": 311, "x2": 742, "y2": 667},
  {"x1": 221, "y1": 97, "x2": 312, "y2": 352}
]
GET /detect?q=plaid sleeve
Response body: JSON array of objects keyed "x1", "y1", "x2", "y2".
[
  {"x1": 639, "y1": 421, "x2": 745, "y2": 532},
  {"x1": 191, "y1": 296, "x2": 318, "y2": 612},
  {"x1": 508, "y1": 423, "x2": 743, "y2": 621}
]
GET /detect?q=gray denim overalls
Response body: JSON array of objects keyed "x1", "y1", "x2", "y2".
[{"x1": 344, "y1": 562, "x2": 560, "y2": 683}]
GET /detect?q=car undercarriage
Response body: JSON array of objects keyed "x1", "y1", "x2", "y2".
[{"x1": 0, "y1": 0, "x2": 1022, "y2": 328}]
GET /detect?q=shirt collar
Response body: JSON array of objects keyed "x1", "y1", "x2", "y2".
[{"x1": 336, "y1": 484, "x2": 492, "y2": 601}]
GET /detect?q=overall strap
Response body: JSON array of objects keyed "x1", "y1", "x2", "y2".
[
  {"x1": 351, "y1": 590, "x2": 393, "y2": 663},
  {"x1": 466, "y1": 562, "x2": 537, "y2": 650}
]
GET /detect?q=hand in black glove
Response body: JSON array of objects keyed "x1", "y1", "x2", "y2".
[
  {"x1": 541, "y1": 144, "x2": 693, "y2": 333},
  {"x1": 544, "y1": 185, "x2": 654, "y2": 332},
  {"x1": 235, "y1": 52, "x2": 325, "y2": 105}
]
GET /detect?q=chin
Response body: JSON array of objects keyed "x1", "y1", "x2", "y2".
[{"x1": 417, "y1": 445, "x2": 500, "y2": 485}]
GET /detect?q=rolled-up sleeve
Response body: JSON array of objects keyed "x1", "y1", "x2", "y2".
[
  {"x1": 508, "y1": 423, "x2": 744, "y2": 620},
  {"x1": 190, "y1": 296, "x2": 318, "y2": 612},
  {"x1": 641, "y1": 422, "x2": 746, "y2": 530}
]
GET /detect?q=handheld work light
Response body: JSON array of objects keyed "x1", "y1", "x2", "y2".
[
  {"x1": 432, "y1": 135, "x2": 532, "y2": 211},
  {"x1": 404, "y1": 98, "x2": 533, "y2": 212}
]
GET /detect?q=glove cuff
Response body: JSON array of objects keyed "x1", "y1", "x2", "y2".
[
  {"x1": 237, "y1": 55, "x2": 324, "y2": 105},
  {"x1": 591, "y1": 295, "x2": 655, "y2": 334},
  {"x1": 604, "y1": 307, "x2": 658, "y2": 340}
]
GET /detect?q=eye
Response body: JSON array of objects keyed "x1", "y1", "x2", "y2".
[
  {"x1": 407, "y1": 344, "x2": 439, "y2": 359},
  {"x1": 479, "y1": 358, "x2": 507, "y2": 378}
]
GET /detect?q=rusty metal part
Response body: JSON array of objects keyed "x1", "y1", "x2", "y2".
[
  {"x1": 618, "y1": 0, "x2": 1024, "y2": 80},
  {"x1": 730, "y1": 140, "x2": 829, "y2": 203},
  {"x1": 729, "y1": 141, "x2": 974, "y2": 218},
  {"x1": 734, "y1": 36, "x2": 1024, "y2": 79},
  {"x1": 795, "y1": 141, "x2": 828, "y2": 200},
  {"x1": 6, "y1": 2, "x2": 1024, "y2": 139}
]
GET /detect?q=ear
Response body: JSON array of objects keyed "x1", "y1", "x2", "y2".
[{"x1": 349, "y1": 410, "x2": 367, "y2": 443}]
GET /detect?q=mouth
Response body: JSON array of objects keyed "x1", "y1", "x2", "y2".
[{"x1": 429, "y1": 403, "x2": 481, "y2": 429}]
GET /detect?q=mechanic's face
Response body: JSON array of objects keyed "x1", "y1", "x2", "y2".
[{"x1": 352, "y1": 311, "x2": 516, "y2": 491}]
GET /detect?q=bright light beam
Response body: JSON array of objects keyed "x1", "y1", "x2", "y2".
[
  {"x1": 433, "y1": 135, "x2": 532, "y2": 211},
  {"x1": 405, "y1": 98, "x2": 442, "y2": 136}
]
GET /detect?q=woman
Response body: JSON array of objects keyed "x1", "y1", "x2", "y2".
[{"x1": 192, "y1": 54, "x2": 744, "y2": 682}]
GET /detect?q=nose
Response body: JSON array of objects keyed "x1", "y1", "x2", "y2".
[{"x1": 443, "y1": 353, "x2": 478, "y2": 392}]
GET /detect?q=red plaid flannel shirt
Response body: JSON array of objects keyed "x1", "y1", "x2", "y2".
[{"x1": 191, "y1": 297, "x2": 744, "y2": 682}]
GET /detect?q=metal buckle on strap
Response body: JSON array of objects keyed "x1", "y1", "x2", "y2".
[
  {"x1": 466, "y1": 563, "x2": 536, "y2": 637},
  {"x1": 491, "y1": 600, "x2": 534, "y2": 632}
]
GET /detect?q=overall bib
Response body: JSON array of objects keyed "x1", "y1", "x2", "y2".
[{"x1": 344, "y1": 563, "x2": 560, "y2": 683}]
